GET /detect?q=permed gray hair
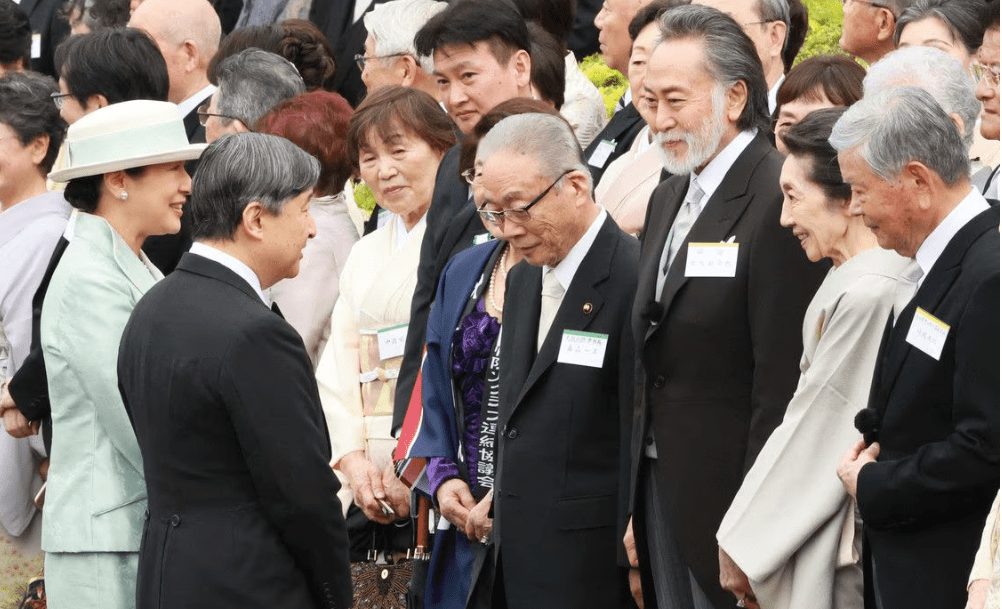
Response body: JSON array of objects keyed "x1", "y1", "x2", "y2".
[
  {"x1": 863, "y1": 46, "x2": 980, "y2": 148},
  {"x1": 476, "y1": 112, "x2": 591, "y2": 192},
  {"x1": 189, "y1": 132, "x2": 320, "y2": 240},
  {"x1": 654, "y1": 4, "x2": 771, "y2": 131},
  {"x1": 215, "y1": 48, "x2": 305, "y2": 128},
  {"x1": 363, "y1": 0, "x2": 447, "y2": 73},
  {"x1": 830, "y1": 85, "x2": 969, "y2": 185}
]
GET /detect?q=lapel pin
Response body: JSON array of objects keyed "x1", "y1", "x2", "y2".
[{"x1": 582, "y1": 303, "x2": 594, "y2": 315}]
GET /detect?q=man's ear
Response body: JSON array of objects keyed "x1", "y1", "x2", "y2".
[
  {"x1": 400, "y1": 54, "x2": 420, "y2": 87},
  {"x1": 903, "y1": 161, "x2": 937, "y2": 208},
  {"x1": 510, "y1": 49, "x2": 532, "y2": 91},
  {"x1": 240, "y1": 201, "x2": 267, "y2": 240},
  {"x1": 181, "y1": 40, "x2": 200, "y2": 74},
  {"x1": 767, "y1": 21, "x2": 788, "y2": 61},
  {"x1": 725, "y1": 80, "x2": 749, "y2": 124},
  {"x1": 875, "y1": 8, "x2": 896, "y2": 43}
]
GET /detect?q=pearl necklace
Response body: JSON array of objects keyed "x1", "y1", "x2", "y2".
[{"x1": 488, "y1": 245, "x2": 509, "y2": 313}]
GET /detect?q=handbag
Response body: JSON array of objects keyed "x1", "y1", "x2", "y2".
[{"x1": 350, "y1": 496, "x2": 431, "y2": 609}]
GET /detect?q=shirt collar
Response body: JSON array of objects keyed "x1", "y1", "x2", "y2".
[
  {"x1": 189, "y1": 241, "x2": 270, "y2": 305},
  {"x1": 689, "y1": 129, "x2": 758, "y2": 212},
  {"x1": 542, "y1": 208, "x2": 607, "y2": 291},
  {"x1": 913, "y1": 187, "x2": 990, "y2": 286},
  {"x1": 768, "y1": 73, "x2": 785, "y2": 115},
  {"x1": 176, "y1": 84, "x2": 217, "y2": 119}
]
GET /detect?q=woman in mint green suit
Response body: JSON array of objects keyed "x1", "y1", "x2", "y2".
[{"x1": 41, "y1": 101, "x2": 204, "y2": 608}]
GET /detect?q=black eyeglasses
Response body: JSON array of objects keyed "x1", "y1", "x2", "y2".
[
  {"x1": 354, "y1": 53, "x2": 409, "y2": 71},
  {"x1": 477, "y1": 170, "x2": 573, "y2": 226},
  {"x1": 197, "y1": 102, "x2": 244, "y2": 128},
  {"x1": 50, "y1": 92, "x2": 73, "y2": 110}
]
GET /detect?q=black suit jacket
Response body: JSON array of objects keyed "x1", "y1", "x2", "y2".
[
  {"x1": 117, "y1": 253, "x2": 352, "y2": 609},
  {"x1": 583, "y1": 102, "x2": 645, "y2": 185},
  {"x1": 393, "y1": 144, "x2": 489, "y2": 432},
  {"x1": 492, "y1": 215, "x2": 637, "y2": 609},
  {"x1": 22, "y1": 0, "x2": 69, "y2": 77},
  {"x1": 629, "y1": 133, "x2": 827, "y2": 609},
  {"x1": 857, "y1": 206, "x2": 999, "y2": 609}
]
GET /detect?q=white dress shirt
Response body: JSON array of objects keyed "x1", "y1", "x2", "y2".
[
  {"x1": 176, "y1": 84, "x2": 217, "y2": 121},
  {"x1": 913, "y1": 187, "x2": 991, "y2": 291},
  {"x1": 189, "y1": 242, "x2": 270, "y2": 305}
]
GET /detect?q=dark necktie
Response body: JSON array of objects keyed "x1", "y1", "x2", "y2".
[{"x1": 271, "y1": 302, "x2": 284, "y2": 319}]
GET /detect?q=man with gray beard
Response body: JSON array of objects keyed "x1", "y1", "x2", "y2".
[{"x1": 624, "y1": 5, "x2": 827, "y2": 608}]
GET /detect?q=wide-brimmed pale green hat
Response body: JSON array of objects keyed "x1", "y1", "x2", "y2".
[{"x1": 49, "y1": 100, "x2": 207, "y2": 183}]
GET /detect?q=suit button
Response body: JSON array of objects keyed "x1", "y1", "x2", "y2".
[
  {"x1": 653, "y1": 375, "x2": 665, "y2": 388},
  {"x1": 645, "y1": 437, "x2": 654, "y2": 446},
  {"x1": 170, "y1": 515, "x2": 181, "y2": 527},
  {"x1": 508, "y1": 428, "x2": 517, "y2": 439}
]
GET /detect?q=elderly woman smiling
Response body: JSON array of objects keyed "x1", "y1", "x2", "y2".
[
  {"x1": 315, "y1": 85, "x2": 455, "y2": 565},
  {"x1": 716, "y1": 108, "x2": 910, "y2": 609}
]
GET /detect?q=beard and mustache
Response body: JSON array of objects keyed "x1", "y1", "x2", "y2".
[{"x1": 654, "y1": 85, "x2": 728, "y2": 175}]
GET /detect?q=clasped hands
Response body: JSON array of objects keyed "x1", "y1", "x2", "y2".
[
  {"x1": 436, "y1": 478, "x2": 493, "y2": 544},
  {"x1": 0, "y1": 383, "x2": 40, "y2": 438},
  {"x1": 337, "y1": 451, "x2": 410, "y2": 524}
]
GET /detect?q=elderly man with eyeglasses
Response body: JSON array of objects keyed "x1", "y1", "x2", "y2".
[{"x1": 839, "y1": 0, "x2": 917, "y2": 65}]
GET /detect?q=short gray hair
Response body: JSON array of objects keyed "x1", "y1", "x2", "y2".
[
  {"x1": 215, "y1": 48, "x2": 305, "y2": 128},
  {"x1": 364, "y1": 0, "x2": 447, "y2": 73},
  {"x1": 189, "y1": 132, "x2": 320, "y2": 240},
  {"x1": 476, "y1": 113, "x2": 590, "y2": 191},
  {"x1": 864, "y1": 46, "x2": 980, "y2": 148},
  {"x1": 655, "y1": 4, "x2": 770, "y2": 131},
  {"x1": 830, "y1": 85, "x2": 969, "y2": 185}
]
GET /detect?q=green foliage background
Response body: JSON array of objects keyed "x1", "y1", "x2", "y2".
[{"x1": 584, "y1": 0, "x2": 847, "y2": 116}]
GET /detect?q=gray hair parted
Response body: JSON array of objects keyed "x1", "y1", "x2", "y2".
[
  {"x1": 654, "y1": 4, "x2": 771, "y2": 132},
  {"x1": 189, "y1": 132, "x2": 320, "y2": 241},
  {"x1": 215, "y1": 48, "x2": 305, "y2": 129},
  {"x1": 475, "y1": 112, "x2": 590, "y2": 192},
  {"x1": 364, "y1": 0, "x2": 447, "y2": 74},
  {"x1": 863, "y1": 46, "x2": 980, "y2": 148},
  {"x1": 830, "y1": 85, "x2": 969, "y2": 186}
]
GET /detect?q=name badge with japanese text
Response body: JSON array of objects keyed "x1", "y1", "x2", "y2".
[
  {"x1": 473, "y1": 232, "x2": 494, "y2": 245},
  {"x1": 587, "y1": 139, "x2": 616, "y2": 168},
  {"x1": 32, "y1": 34, "x2": 42, "y2": 59},
  {"x1": 377, "y1": 324, "x2": 408, "y2": 361},
  {"x1": 685, "y1": 242, "x2": 739, "y2": 277},
  {"x1": 906, "y1": 307, "x2": 949, "y2": 360},
  {"x1": 557, "y1": 330, "x2": 609, "y2": 368}
]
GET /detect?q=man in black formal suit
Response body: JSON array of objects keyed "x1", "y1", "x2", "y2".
[
  {"x1": 474, "y1": 112, "x2": 636, "y2": 609},
  {"x1": 626, "y1": 6, "x2": 826, "y2": 608},
  {"x1": 16, "y1": 0, "x2": 68, "y2": 77},
  {"x1": 585, "y1": 0, "x2": 652, "y2": 183},
  {"x1": 391, "y1": 0, "x2": 533, "y2": 433},
  {"x1": 117, "y1": 133, "x2": 352, "y2": 609},
  {"x1": 834, "y1": 87, "x2": 999, "y2": 609}
]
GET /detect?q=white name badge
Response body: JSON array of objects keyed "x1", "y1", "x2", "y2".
[
  {"x1": 557, "y1": 330, "x2": 609, "y2": 368},
  {"x1": 587, "y1": 139, "x2": 616, "y2": 168},
  {"x1": 377, "y1": 323, "x2": 408, "y2": 361},
  {"x1": 685, "y1": 242, "x2": 739, "y2": 277},
  {"x1": 905, "y1": 307, "x2": 950, "y2": 360},
  {"x1": 473, "y1": 232, "x2": 493, "y2": 245}
]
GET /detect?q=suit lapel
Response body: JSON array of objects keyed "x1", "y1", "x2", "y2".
[
  {"x1": 499, "y1": 262, "x2": 541, "y2": 423},
  {"x1": 637, "y1": 177, "x2": 685, "y2": 332},
  {"x1": 176, "y1": 252, "x2": 267, "y2": 307},
  {"x1": 512, "y1": 218, "x2": 615, "y2": 410}
]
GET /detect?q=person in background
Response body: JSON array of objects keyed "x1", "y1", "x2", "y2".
[
  {"x1": 200, "y1": 48, "x2": 304, "y2": 143},
  {"x1": 277, "y1": 19, "x2": 338, "y2": 91},
  {"x1": 117, "y1": 132, "x2": 352, "y2": 609},
  {"x1": 526, "y1": 23, "x2": 567, "y2": 110},
  {"x1": 894, "y1": 0, "x2": 984, "y2": 69},
  {"x1": 773, "y1": 54, "x2": 865, "y2": 154},
  {"x1": 716, "y1": 108, "x2": 909, "y2": 609},
  {"x1": 255, "y1": 90, "x2": 360, "y2": 367},
  {"x1": 595, "y1": 0, "x2": 686, "y2": 237},
  {"x1": 207, "y1": 24, "x2": 283, "y2": 83},
  {"x1": 839, "y1": 0, "x2": 915, "y2": 65},
  {"x1": 782, "y1": 0, "x2": 809, "y2": 72},
  {"x1": 0, "y1": 70, "x2": 68, "y2": 600},
  {"x1": 358, "y1": 0, "x2": 446, "y2": 100},
  {"x1": 974, "y1": 0, "x2": 999, "y2": 201},
  {"x1": 0, "y1": 0, "x2": 31, "y2": 76},
  {"x1": 834, "y1": 85, "x2": 998, "y2": 609},
  {"x1": 966, "y1": 492, "x2": 1000, "y2": 609},
  {"x1": 42, "y1": 100, "x2": 204, "y2": 609},
  {"x1": 586, "y1": 0, "x2": 657, "y2": 183},
  {"x1": 315, "y1": 86, "x2": 455, "y2": 579},
  {"x1": 62, "y1": 0, "x2": 130, "y2": 34},
  {"x1": 695, "y1": 0, "x2": 791, "y2": 112}
]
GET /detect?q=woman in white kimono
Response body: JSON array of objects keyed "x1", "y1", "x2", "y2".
[
  {"x1": 716, "y1": 109, "x2": 910, "y2": 609},
  {"x1": 0, "y1": 71, "x2": 69, "y2": 600},
  {"x1": 315, "y1": 86, "x2": 456, "y2": 561}
]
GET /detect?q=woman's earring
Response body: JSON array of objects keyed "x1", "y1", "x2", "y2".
[{"x1": 120, "y1": 191, "x2": 129, "y2": 201}]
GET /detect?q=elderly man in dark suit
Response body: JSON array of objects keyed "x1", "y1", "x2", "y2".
[
  {"x1": 117, "y1": 133, "x2": 352, "y2": 609},
  {"x1": 626, "y1": 5, "x2": 826, "y2": 609},
  {"x1": 834, "y1": 86, "x2": 999, "y2": 609},
  {"x1": 472, "y1": 112, "x2": 637, "y2": 608}
]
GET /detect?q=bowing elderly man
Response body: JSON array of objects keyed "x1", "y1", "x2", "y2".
[{"x1": 473, "y1": 112, "x2": 638, "y2": 609}]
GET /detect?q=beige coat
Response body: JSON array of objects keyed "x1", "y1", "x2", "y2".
[
  {"x1": 717, "y1": 247, "x2": 910, "y2": 609},
  {"x1": 594, "y1": 126, "x2": 663, "y2": 237}
]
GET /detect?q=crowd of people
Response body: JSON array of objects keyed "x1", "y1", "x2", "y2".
[{"x1": 0, "y1": 0, "x2": 998, "y2": 607}]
